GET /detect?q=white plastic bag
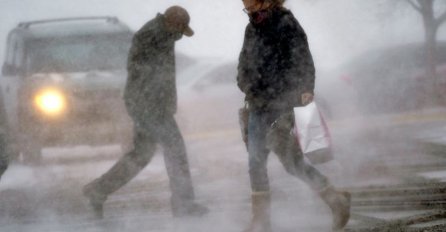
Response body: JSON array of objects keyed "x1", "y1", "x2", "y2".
[{"x1": 293, "y1": 102, "x2": 333, "y2": 164}]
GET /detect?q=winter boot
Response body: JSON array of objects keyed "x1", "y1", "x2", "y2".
[
  {"x1": 171, "y1": 197, "x2": 209, "y2": 217},
  {"x1": 243, "y1": 191, "x2": 272, "y2": 232},
  {"x1": 82, "y1": 180, "x2": 107, "y2": 219},
  {"x1": 319, "y1": 186, "x2": 351, "y2": 231}
]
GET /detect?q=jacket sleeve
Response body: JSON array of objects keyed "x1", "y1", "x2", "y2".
[
  {"x1": 279, "y1": 15, "x2": 316, "y2": 94},
  {"x1": 124, "y1": 32, "x2": 155, "y2": 114},
  {"x1": 237, "y1": 26, "x2": 254, "y2": 96},
  {"x1": 127, "y1": 33, "x2": 147, "y2": 72}
]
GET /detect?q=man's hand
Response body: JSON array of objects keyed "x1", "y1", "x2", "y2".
[{"x1": 301, "y1": 92, "x2": 314, "y2": 106}]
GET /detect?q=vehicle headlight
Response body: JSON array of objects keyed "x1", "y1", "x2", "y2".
[{"x1": 34, "y1": 88, "x2": 67, "y2": 116}]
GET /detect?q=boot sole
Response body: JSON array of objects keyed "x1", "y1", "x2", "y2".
[{"x1": 333, "y1": 191, "x2": 351, "y2": 231}]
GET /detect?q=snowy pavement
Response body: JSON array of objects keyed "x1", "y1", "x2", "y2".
[
  {"x1": 332, "y1": 107, "x2": 446, "y2": 231},
  {"x1": 1, "y1": 108, "x2": 446, "y2": 231},
  {"x1": 0, "y1": 135, "x2": 334, "y2": 232}
]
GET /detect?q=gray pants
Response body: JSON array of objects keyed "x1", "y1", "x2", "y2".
[{"x1": 89, "y1": 114, "x2": 195, "y2": 204}]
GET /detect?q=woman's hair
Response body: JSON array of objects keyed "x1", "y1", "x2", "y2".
[{"x1": 258, "y1": 0, "x2": 285, "y2": 6}]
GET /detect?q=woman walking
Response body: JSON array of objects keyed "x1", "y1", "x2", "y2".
[{"x1": 237, "y1": 0, "x2": 351, "y2": 231}]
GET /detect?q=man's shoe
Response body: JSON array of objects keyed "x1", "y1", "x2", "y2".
[
  {"x1": 172, "y1": 201, "x2": 209, "y2": 217},
  {"x1": 82, "y1": 181, "x2": 107, "y2": 219}
]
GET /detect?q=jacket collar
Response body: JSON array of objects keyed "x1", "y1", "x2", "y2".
[{"x1": 250, "y1": 6, "x2": 287, "y2": 28}]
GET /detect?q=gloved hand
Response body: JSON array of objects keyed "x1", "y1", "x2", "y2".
[{"x1": 301, "y1": 92, "x2": 314, "y2": 106}]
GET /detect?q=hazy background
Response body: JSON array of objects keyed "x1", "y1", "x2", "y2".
[
  {"x1": 1, "y1": 0, "x2": 446, "y2": 70},
  {"x1": 1, "y1": 1, "x2": 446, "y2": 231}
]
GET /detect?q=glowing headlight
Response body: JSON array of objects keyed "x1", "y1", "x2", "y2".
[{"x1": 34, "y1": 88, "x2": 67, "y2": 116}]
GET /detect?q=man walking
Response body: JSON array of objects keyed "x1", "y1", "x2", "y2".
[{"x1": 83, "y1": 6, "x2": 208, "y2": 219}]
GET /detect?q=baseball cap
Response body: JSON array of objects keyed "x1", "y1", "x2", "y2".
[{"x1": 164, "y1": 6, "x2": 194, "y2": 37}]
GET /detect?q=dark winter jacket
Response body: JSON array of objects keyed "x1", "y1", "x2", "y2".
[
  {"x1": 124, "y1": 13, "x2": 179, "y2": 122},
  {"x1": 237, "y1": 7, "x2": 316, "y2": 111}
]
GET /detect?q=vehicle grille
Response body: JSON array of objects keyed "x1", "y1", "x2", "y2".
[
  {"x1": 68, "y1": 89, "x2": 125, "y2": 123},
  {"x1": 71, "y1": 88, "x2": 121, "y2": 100}
]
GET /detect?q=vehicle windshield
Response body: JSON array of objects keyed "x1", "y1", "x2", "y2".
[{"x1": 26, "y1": 33, "x2": 132, "y2": 74}]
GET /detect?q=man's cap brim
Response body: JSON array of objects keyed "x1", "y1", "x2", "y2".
[{"x1": 183, "y1": 26, "x2": 194, "y2": 37}]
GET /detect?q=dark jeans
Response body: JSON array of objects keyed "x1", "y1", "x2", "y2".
[
  {"x1": 89, "y1": 114, "x2": 195, "y2": 204},
  {"x1": 247, "y1": 109, "x2": 329, "y2": 192}
]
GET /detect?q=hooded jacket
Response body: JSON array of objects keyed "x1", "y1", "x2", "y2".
[
  {"x1": 237, "y1": 7, "x2": 315, "y2": 111},
  {"x1": 124, "y1": 13, "x2": 180, "y2": 122}
]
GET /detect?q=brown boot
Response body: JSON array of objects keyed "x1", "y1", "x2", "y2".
[
  {"x1": 319, "y1": 186, "x2": 351, "y2": 231},
  {"x1": 243, "y1": 192, "x2": 272, "y2": 232}
]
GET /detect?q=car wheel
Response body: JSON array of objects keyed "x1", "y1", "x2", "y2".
[{"x1": 5, "y1": 142, "x2": 18, "y2": 163}]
